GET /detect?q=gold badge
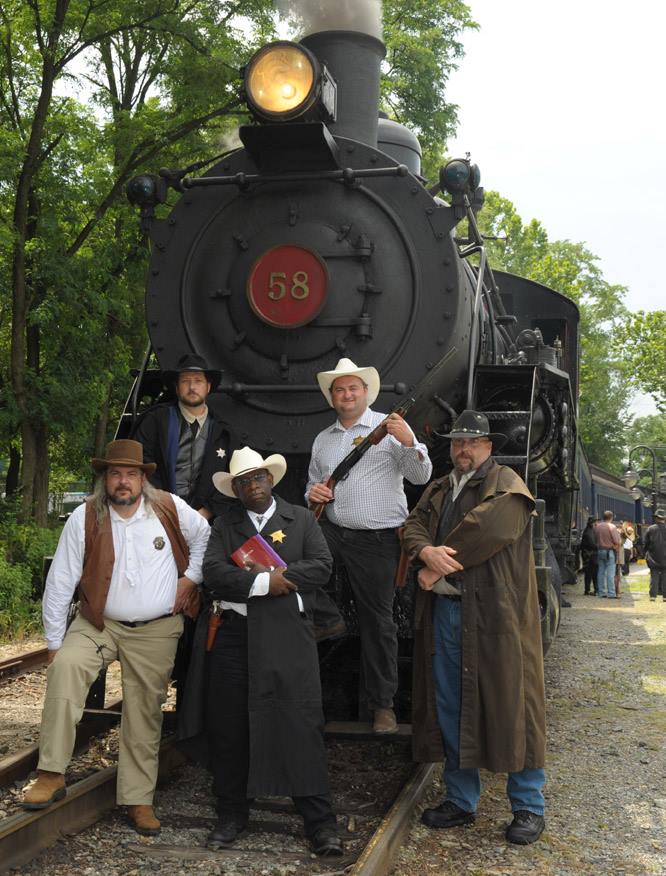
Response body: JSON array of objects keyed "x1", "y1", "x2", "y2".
[
  {"x1": 270, "y1": 530, "x2": 286, "y2": 544},
  {"x1": 352, "y1": 436, "x2": 364, "y2": 446},
  {"x1": 153, "y1": 537, "x2": 165, "y2": 550}
]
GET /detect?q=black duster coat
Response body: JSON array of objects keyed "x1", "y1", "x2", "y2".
[
  {"x1": 131, "y1": 394, "x2": 233, "y2": 518},
  {"x1": 178, "y1": 496, "x2": 333, "y2": 798}
]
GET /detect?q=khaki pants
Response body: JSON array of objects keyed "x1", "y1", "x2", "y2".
[{"x1": 38, "y1": 613, "x2": 183, "y2": 804}]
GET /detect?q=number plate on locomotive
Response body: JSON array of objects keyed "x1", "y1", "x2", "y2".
[{"x1": 247, "y1": 245, "x2": 329, "y2": 328}]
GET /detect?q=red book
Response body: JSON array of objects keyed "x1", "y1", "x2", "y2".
[{"x1": 231, "y1": 534, "x2": 285, "y2": 570}]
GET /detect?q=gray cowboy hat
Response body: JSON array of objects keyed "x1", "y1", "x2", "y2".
[
  {"x1": 92, "y1": 439, "x2": 157, "y2": 475},
  {"x1": 440, "y1": 409, "x2": 508, "y2": 450},
  {"x1": 163, "y1": 353, "x2": 221, "y2": 391},
  {"x1": 655, "y1": 509, "x2": 666, "y2": 520}
]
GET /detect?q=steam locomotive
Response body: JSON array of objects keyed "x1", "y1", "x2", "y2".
[{"x1": 122, "y1": 28, "x2": 580, "y2": 653}]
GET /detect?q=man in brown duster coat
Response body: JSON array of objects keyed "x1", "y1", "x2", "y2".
[{"x1": 402, "y1": 410, "x2": 547, "y2": 845}]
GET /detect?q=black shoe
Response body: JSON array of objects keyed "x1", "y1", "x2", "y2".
[
  {"x1": 310, "y1": 827, "x2": 343, "y2": 856},
  {"x1": 314, "y1": 620, "x2": 347, "y2": 642},
  {"x1": 506, "y1": 810, "x2": 545, "y2": 845},
  {"x1": 207, "y1": 817, "x2": 247, "y2": 849},
  {"x1": 561, "y1": 599, "x2": 571, "y2": 607},
  {"x1": 421, "y1": 800, "x2": 475, "y2": 829}
]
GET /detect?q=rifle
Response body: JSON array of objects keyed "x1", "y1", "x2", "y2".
[
  {"x1": 309, "y1": 395, "x2": 416, "y2": 521},
  {"x1": 308, "y1": 346, "x2": 458, "y2": 522}
]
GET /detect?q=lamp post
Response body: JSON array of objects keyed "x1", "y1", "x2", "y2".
[{"x1": 624, "y1": 445, "x2": 658, "y2": 517}]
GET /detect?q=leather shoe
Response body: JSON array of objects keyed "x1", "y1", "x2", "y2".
[
  {"x1": 421, "y1": 800, "x2": 475, "y2": 829},
  {"x1": 506, "y1": 810, "x2": 545, "y2": 844},
  {"x1": 314, "y1": 619, "x2": 347, "y2": 642},
  {"x1": 310, "y1": 827, "x2": 343, "y2": 856},
  {"x1": 22, "y1": 770, "x2": 66, "y2": 810},
  {"x1": 373, "y1": 707, "x2": 398, "y2": 734},
  {"x1": 207, "y1": 816, "x2": 247, "y2": 849},
  {"x1": 127, "y1": 805, "x2": 161, "y2": 836}
]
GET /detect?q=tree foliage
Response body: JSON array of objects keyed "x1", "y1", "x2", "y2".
[
  {"x1": 614, "y1": 311, "x2": 666, "y2": 413},
  {"x1": 476, "y1": 191, "x2": 631, "y2": 472}
]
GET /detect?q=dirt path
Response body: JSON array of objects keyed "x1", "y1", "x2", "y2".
[{"x1": 392, "y1": 566, "x2": 666, "y2": 876}]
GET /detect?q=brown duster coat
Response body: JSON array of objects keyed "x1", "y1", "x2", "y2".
[{"x1": 403, "y1": 458, "x2": 546, "y2": 773}]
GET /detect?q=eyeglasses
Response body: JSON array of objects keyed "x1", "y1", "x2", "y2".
[
  {"x1": 235, "y1": 472, "x2": 269, "y2": 487},
  {"x1": 451, "y1": 437, "x2": 489, "y2": 448}
]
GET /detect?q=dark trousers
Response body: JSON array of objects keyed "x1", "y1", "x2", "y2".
[
  {"x1": 205, "y1": 611, "x2": 336, "y2": 837},
  {"x1": 322, "y1": 523, "x2": 400, "y2": 711},
  {"x1": 649, "y1": 567, "x2": 666, "y2": 599},
  {"x1": 583, "y1": 561, "x2": 597, "y2": 594}
]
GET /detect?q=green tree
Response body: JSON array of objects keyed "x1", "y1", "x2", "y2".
[
  {"x1": 476, "y1": 191, "x2": 631, "y2": 472},
  {"x1": 615, "y1": 311, "x2": 666, "y2": 412},
  {"x1": 0, "y1": 0, "x2": 274, "y2": 522}
]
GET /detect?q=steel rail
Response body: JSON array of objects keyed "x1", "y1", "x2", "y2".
[
  {"x1": 0, "y1": 648, "x2": 48, "y2": 685},
  {"x1": 0, "y1": 738, "x2": 185, "y2": 874}
]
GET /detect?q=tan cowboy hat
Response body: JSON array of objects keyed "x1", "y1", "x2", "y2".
[
  {"x1": 316, "y1": 358, "x2": 380, "y2": 407},
  {"x1": 212, "y1": 446, "x2": 287, "y2": 498},
  {"x1": 91, "y1": 439, "x2": 157, "y2": 475}
]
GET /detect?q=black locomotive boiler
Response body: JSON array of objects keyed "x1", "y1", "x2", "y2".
[{"x1": 123, "y1": 28, "x2": 579, "y2": 653}]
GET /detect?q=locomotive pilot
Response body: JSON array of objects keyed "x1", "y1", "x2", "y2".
[
  {"x1": 306, "y1": 358, "x2": 432, "y2": 735},
  {"x1": 402, "y1": 410, "x2": 547, "y2": 845}
]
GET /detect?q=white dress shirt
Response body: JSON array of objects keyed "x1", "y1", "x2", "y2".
[
  {"x1": 306, "y1": 407, "x2": 432, "y2": 529},
  {"x1": 218, "y1": 499, "x2": 305, "y2": 616},
  {"x1": 43, "y1": 494, "x2": 211, "y2": 650}
]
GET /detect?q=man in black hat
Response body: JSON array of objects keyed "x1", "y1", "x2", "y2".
[
  {"x1": 645, "y1": 508, "x2": 666, "y2": 602},
  {"x1": 131, "y1": 354, "x2": 232, "y2": 521},
  {"x1": 402, "y1": 410, "x2": 547, "y2": 845}
]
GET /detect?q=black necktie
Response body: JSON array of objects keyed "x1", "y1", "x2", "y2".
[
  {"x1": 256, "y1": 516, "x2": 263, "y2": 529},
  {"x1": 189, "y1": 420, "x2": 199, "y2": 441}
]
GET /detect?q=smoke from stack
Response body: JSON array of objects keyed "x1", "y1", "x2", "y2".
[{"x1": 276, "y1": 0, "x2": 383, "y2": 41}]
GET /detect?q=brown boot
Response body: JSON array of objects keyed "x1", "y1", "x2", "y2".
[
  {"x1": 373, "y1": 708, "x2": 398, "y2": 734},
  {"x1": 127, "y1": 804, "x2": 161, "y2": 836},
  {"x1": 23, "y1": 770, "x2": 66, "y2": 810}
]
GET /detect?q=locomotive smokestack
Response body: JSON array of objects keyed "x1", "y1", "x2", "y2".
[{"x1": 277, "y1": 1, "x2": 385, "y2": 147}]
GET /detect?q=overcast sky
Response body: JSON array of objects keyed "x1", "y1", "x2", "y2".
[
  {"x1": 445, "y1": 0, "x2": 664, "y2": 318},
  {"x1": 444, "y1": 0, "x2": 664, "y2": 419}
]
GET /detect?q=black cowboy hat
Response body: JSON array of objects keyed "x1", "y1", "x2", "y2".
[
  {"x1": 440, "y1": 409, "x2": 508, "y2": 450},
  {"x1": 162, "y1": 354, "x2": 221, "y2": 391}
]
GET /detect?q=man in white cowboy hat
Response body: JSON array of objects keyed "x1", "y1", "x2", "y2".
[
  {"x1": 131, "y1": 353, "x2": 232, "y2": 521},
  {"x1": 306, "y1": 358, "x2": 432, "y2": 734},
  {"x1": 402, "y1": 410, "x2": 547, "y2": 845},
  {"x1": 178, "y1": 447, "x2": 343, "y2": 857},
  {"x1": 22, "y1": 439, "x2": 211, "y2": 837}
]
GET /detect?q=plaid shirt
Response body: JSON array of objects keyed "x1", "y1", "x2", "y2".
[{"x1": 306, "y1": 408, "x2": 432, "y2": 529}]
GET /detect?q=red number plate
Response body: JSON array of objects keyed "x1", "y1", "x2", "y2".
[{"x1": 247, "y1": 245, "x2": 328, "y2": 328}]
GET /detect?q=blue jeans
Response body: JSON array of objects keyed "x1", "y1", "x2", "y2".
[
  {"x1": 596, "y1": 549, "x2": 616, "y2": 597},
  {"x1": 432, "y1": 596, "x2": 545, "y2": 816}
]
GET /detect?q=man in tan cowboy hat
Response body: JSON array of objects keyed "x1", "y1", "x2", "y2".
[
  {"x1": 22, "y1": 439, "x2": 210, "y2": 836},
  {"x1": 178, "y1": 447, "x2": 343, "y2": 857},
  {"x1": 306, "y1": 358, "x2": 432, "y2": 734}
]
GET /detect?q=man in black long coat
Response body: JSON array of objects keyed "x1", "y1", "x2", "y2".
[
  {"x1": 131, "y1": 354, "x2": 233, "y2": 521},
  {"x1": 179, "y1": 446, "x2": 342, "y2": 857}
]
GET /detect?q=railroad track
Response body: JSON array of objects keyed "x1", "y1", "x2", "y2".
[
  {"x1": 0, "y1": 648, "x2": 48, "y2": 685},
  {"x1": 0, "y1": 723, "x2": 435, "y2": 876}
]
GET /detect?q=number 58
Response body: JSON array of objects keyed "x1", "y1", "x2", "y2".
[{"x1": 268, "y1": 271, "x2": 310, "y2": 300}]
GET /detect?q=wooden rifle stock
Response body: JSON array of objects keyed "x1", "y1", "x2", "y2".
[{"x1": 308, "y1": 396, "x2": 415, "y2": 520}]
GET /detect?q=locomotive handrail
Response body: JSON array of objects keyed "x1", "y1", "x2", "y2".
[
  {"x1": 182, "y1": 164, "x2": 410, "y2": 190},
  {"x1": 218, "y1": 382, "x2": 409, "y2": 395}
]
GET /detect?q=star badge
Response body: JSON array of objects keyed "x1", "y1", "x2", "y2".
[
  {"x1": 216, "y1": 448, "x2": 226, "y2": 459},
  {"x1": 269, "y1": 530, "x2": 286, "y2": 544}
]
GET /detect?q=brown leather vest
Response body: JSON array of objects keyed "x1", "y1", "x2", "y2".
[{"x1": 79, "y1": 490, "x2": 189, "y2": 631}]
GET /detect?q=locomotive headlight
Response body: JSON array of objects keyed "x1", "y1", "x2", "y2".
[{"x1": 244, "y1": 42, "x2": 336, "y2": 122}]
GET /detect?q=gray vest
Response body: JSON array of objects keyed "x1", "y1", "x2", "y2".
[{"x1": 175, "y1": 415, "x2": 210, "y2": 501}]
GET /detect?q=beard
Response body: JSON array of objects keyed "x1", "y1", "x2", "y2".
[{"x1": 108, "y1": 490, "x2": 140, "y2": 507}]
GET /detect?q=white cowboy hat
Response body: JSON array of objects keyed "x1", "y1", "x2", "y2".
[
  {"x1": 316, "y1": 358, "x2": 380, "y2": 407},
  {"x1": 212, "y1": 446, "x2": 287, "y2": 498}
]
